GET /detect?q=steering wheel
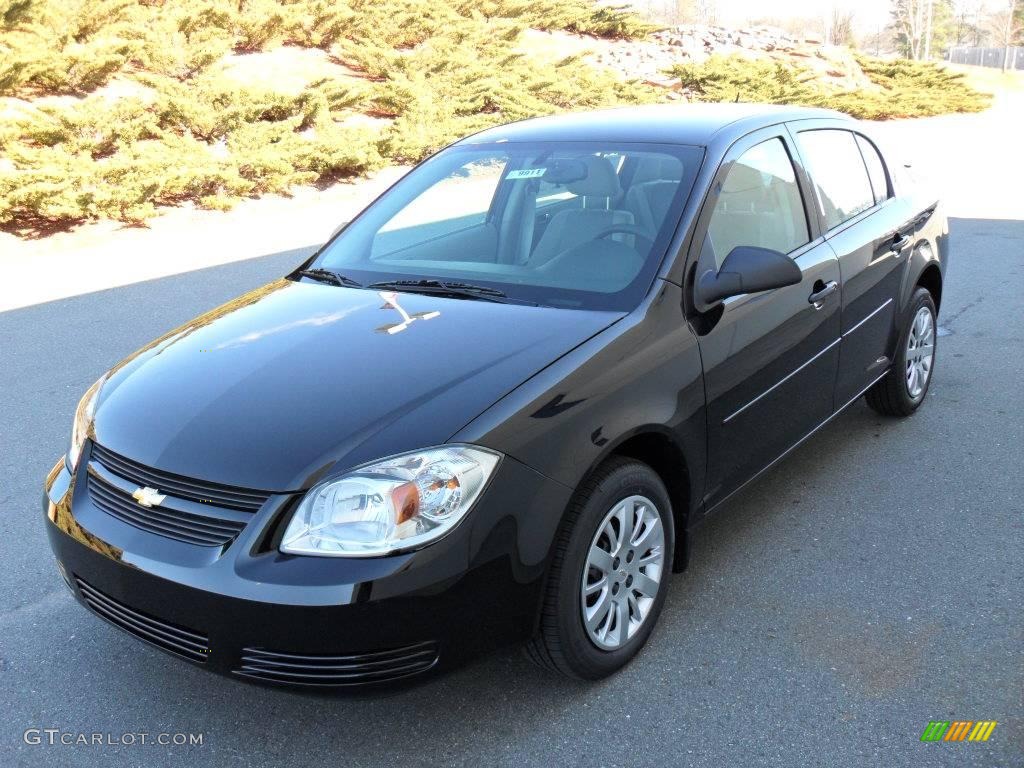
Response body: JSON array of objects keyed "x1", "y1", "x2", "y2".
[{"x1": 593, "y1": 224, "x2": 655, "y2": 252}]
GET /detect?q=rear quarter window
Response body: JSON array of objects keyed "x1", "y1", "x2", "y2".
[{"x1": 855, "y1": 135, "x2": 890, "y2": 205}]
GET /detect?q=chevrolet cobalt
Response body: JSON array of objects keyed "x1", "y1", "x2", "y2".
[{"x1": 44, "y1": 104, "x2": 947, "y2": 687}]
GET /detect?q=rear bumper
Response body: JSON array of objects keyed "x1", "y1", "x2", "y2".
[{"x1": 44, "y1": 452, "x2": 572, "y2": 690}]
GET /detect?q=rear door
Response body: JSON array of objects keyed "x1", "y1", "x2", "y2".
[
  {"x1": 790, "y1": 125, "x2": 915, "y2": 406},
  {"x1": 690, "y1": 126, "x2": 841, "y2": 510}
]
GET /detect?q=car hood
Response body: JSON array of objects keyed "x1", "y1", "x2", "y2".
[{"x1": 92, "y1": 279, "x2": 622, "y2": 491}]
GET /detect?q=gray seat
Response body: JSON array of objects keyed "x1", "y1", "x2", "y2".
[
  {"x1": 529, "y1": 156, "x2": 633, "y2": 266},
  {"x1": 706, "y1": 164, "x2": 770, "y2": 266},
  {"x1": 624, "y1": 180, "x2": 678, "y2": 235}
]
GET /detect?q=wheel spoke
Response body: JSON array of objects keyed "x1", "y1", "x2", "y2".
[
  {"x1": 632, "y1": 514, "x2": 660, "y2": 550},
  {"x1": 629, "y1": 500, "x2": 646, "y2": 544},
  {"x1": 612, "y1": 600, "x2": 629, "y2": 645},
  {"x1": 585, "y1": 590, "x2": 612, "y2": 633},
  {"x1": 608, "y1": 503, "x2": 628, "y2": 553},
  {"x1": 588, "y1": 547, "x2": 614, "y2": 575},
  {"x1": 638, "y1": 548, "x2": 662, "y2": 567},
  {"x1": 626, "y1": 591, "x2": 640, "y2": 621},
  {"x1": 585, "y1": 576, "x2": 608, "y2": 596},
  {"x1": 633, "y1": 571, "x2": 660, "y2": 598}
]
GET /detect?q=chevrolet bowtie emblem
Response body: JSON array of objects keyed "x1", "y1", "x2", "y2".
[{"x1": 132, "y1": 486, "x2": 166, "y2": 508}]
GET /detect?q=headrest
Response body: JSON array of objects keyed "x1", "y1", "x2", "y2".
[
  {"x1": 567, "y1": 155, "x2": 621, "y2": 198},
  {"x1": 631, "y1": 156, "x2": 683, "y2": 185},
  {"x1": 717, "y1": 164, "x2": 767, "y2": 213},
  {"x1": 721, "y1": 164, "x2": 766, "y2": 195}
]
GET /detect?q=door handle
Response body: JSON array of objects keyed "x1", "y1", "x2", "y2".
[
  {"x1": 808, "y1": 280, "x2": 837, "y2": 308},
  {"x1": 890, "y1": 234, "x2": 911, "y2": 254}
]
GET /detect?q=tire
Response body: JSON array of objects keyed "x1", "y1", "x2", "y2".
[
  {"x1": 525, "y1": 457, "x2": 674, "y2": 680},
  {"x1": 865, "y1": 286, "x2": 937, "y2": 417}
]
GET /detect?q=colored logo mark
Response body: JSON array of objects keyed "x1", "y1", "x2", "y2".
[{"x1": 920, "y1": 721, "x2": 997, "y2": 742}]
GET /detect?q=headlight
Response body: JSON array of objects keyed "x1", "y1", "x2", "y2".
[
  {"x1": 68, "y1": 375, "x2": 106, "y2": 471},
  {"x1": 280, "y1": 445, "x2": 501, "y2": 557}
]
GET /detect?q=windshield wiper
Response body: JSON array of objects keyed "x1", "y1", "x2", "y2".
[
  {"x1": 367, "y1": 279, "x2": 534, "y2": 305},
  {"x1": 295, "y1": 268, "x2": 362, "y2": 288}
]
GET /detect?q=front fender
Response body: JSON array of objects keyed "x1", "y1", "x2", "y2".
[{"x1": 451, "y1": 280, "x2": 706, "y2": 520}]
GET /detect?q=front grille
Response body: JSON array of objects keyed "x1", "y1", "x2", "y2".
[
  {"x1": 91, "y1": 443, "x2": 271, "y2": 512},
  {"x1": 87, "y1": 474, "x2": 246, "y2": 546},
  {"x1": 233, "y1": 642, "x2": 439, "y2": 687},
  {"x1": 74, "y1": 577, "x2": 210, "y2": 663}
]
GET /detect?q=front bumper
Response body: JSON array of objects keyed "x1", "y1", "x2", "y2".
[{"x1": 44, "y1": 450, "x2": 572, "y2": 690}]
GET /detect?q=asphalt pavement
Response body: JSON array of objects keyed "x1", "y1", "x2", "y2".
[{"x1": 0, "y1": 219, "x2": 1021, "y2": 768}]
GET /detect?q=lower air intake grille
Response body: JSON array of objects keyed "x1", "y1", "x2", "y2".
[
  {"x1": 75, "y1": 577, "x2": 210, "y2": 663},
  {"x1": 233, "y1": 642, "x2": 438, "y2": 687}
]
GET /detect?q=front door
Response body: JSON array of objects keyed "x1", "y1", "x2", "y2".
[{"x1": 689, "y1": 129, "x2": 842, "y2": 510}]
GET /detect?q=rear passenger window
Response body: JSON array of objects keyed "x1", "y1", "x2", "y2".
[
  {"x1": 797, "y1": 129, "x2": 875, "y2": 230},
  {"x1": 855, "y1": 135, "x2": 890, "y2": 204},
  {"x1": 703, "y1": 137, "x2": 809, "y2": 269}
]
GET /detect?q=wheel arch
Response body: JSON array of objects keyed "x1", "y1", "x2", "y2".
[
  {"x1": 916, "y1": 262, "x2": 943, "y2": 313},
  {"x1": 581, "y1": 427, "x2": 695, "y2": 573}
]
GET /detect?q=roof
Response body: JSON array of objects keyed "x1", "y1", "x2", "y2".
[{"x1": 460, "y1": 103, "x2": 848, "y2": 147}]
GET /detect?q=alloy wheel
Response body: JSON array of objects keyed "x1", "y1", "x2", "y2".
[
  {"x1": 905, "y1": 305, "x2": 935, "y2": 399},
  {"x1": 580, "y1": 495, "x2": 665, "y2": 650}
]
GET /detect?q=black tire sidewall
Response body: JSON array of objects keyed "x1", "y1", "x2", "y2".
[{"x1": 551, "y1": 461, "x2": 674, "y2": 679}]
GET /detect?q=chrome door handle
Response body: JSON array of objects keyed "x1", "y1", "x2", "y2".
[{"x1": 808, "y1": 280, "x2": 837, "y2": 308}]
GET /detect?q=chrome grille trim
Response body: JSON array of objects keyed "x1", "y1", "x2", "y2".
[
  {"x1": 233, "y1": 642, "x2": 439, "y2": 686},
  {"x1": 74, "y1": 577, "x2": 210, "y2": 662},
  {"x1": 90, "y1": 443, "x2": 271, "y2": 512},
  {"x1": 87, "y1": 473, "x2": 245, "y2": 547}
]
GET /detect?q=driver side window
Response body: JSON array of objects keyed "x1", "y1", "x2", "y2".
[{"x1": 704, "y1": 138, "x2": 809, "y2": 269}]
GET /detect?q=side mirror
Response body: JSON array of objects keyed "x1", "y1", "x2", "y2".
[
  {"x1": 328, "y1": 221, "x2": 349, "y2": 240},
  {"x1": 697, "y1": 246, "x2": 802, "y2": 306}
]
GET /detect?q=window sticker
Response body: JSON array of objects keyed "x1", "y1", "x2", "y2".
[{"x1": 506, "y1": 168, "x2": 546, "y2": 180}]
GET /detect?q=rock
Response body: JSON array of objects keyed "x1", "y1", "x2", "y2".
[
  {"x1": 575, "y1": 21, "x2": 876, "y2": 91},
  {"x1": 644, "y1": 75, "x2": 682, "y2": 90}
]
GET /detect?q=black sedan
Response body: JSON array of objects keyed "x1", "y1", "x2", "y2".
[{"x1": 44, "y1": 103, "x2": 947, "y2": 687}]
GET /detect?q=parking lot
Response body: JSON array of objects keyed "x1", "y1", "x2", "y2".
[
  {"x1": 3, "y1": 88, "x2": 1024, "y2": 765},
  {"x1": 0, "y1": 213, "x2": 1020, "y2": 767}
]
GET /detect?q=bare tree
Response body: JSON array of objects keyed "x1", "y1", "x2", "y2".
[
  {"x1": 831, "y1": 7, "x2": 857, "y2": 46},
  {"x1": 952, "y1": 1, "x2": 985, "y2": 47},
  {"x1": 694, "y1": 0, "x2": 718, "y2": 25},
  {"x1": 892, "y1": 0, "x2": 927, "y2": 59},
  {"x1": 924, "y1": 0, "x2": 934, "y2": 59},
  {"x1": 983, "y1": 0, "x2": 1021, "y2": 70},
  {"x1": 861, "y1": 24, "x2": 895, "y2": 54}
]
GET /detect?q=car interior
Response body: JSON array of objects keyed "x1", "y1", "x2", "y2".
[{"x1": 346, "y1": 148, "x2": 692, "y2": 297}]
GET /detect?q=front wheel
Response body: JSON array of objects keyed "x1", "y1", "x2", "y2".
[
  {"x1": 865, "y1": 286, "x2": 937, "y2": 417},
  {"x1": 525, "y1": 457, "x2": 673, "y2": 679}
]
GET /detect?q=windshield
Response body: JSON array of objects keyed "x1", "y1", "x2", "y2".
[{"x1": 312, "y1": 141, "x2": 703, "y2": 310}]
